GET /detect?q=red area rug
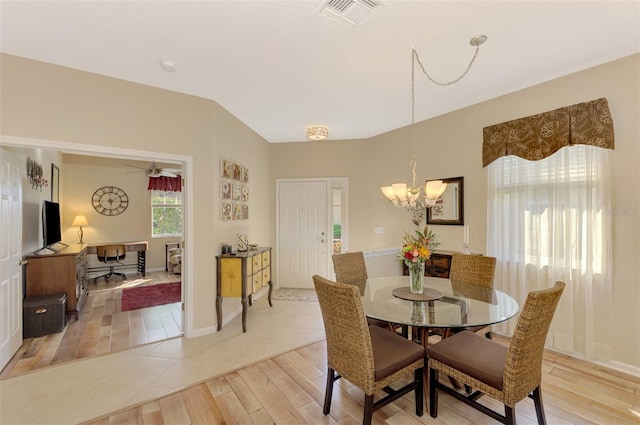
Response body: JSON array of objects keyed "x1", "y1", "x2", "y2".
[{"x1": 121, "y1": 282, "x2": 181, "y2": 312}]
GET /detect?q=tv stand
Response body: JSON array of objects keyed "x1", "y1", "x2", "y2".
[{"x1": 25, "y1": 244, "x2": 88, "y2": 320}]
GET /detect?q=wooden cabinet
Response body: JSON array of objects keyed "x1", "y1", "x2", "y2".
[
  {"x1": 402, "y1": 250, "x2": 456, "y2": 278},
  {"x1": 215, "y1": 247, "x2": 273, "y2": 333},
  {"x1": 25, "y1": 244, "x2": 88, "y2": 320}
]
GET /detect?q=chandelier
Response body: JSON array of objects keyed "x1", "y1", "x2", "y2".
[{"x1": 381, "y1": 35, "x2": 487, "y2": 226}]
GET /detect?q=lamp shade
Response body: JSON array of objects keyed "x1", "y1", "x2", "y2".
[
  {"x1": 72, "y1": 215, "x2": 88, "y2": 227},
  {"x1": 425, "y1": 180, "x2": 447, "y2": 199}
]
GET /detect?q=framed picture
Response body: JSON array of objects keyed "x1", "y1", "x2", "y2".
[
  {"x1": 221, "y1": 181, "x2": 231, "y2": 199},
  {"x1": 233, "y1": 163, "x2": 242, "y2": 180},
  {"x1": 232, "y1": 184, "x2": 242, "y2": 201},
  {"x1": 241, "y1": 167, "x2": 249, "y2": 183},
  {"x1": 242, "y1": 205, "x2": 249, "y2": 220},
  {"x1": 221, "y1": 159, "x2": 233, "y2": 179},
  {"x1": 221, "y1": 203, "x2": 232, "y2": 221},
  {"x1": 233, "y1": 204, "x2": 242, "y2": 220},
  {"x1": 241, "y1": 186, "x2": 249, "y2": 202},
  {"x1": 51, "y1": 164, "x2": 60, "y2": 202}
]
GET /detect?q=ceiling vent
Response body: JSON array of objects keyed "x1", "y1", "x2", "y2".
[{"x1": 317, "y1": 0, "x2": 384, "y2": 29}]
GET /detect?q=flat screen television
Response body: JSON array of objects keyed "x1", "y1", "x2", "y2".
[{"x1": 42, "y1": 200, "x2": 62, "y2": 248}]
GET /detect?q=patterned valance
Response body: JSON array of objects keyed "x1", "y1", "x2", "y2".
[
  {"x1": 148, "y1": 176, "x2": 182, "y2": 192},
  {"x1": 482, "y1": 97, "x2": 614, "y2": 167}
]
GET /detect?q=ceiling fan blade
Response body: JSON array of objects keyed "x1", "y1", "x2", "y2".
[{"x1": 160, "y1": 170, "x2": 178, "y2": 178}]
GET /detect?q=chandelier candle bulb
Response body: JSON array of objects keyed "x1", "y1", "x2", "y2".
[{"x1": 462, "y1": 224, "x2": 471, "y2": 254}]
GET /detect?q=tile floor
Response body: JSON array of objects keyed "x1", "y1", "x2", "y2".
[{"x1": 0, "y1": 296, "x2": 324, "y2": 425}]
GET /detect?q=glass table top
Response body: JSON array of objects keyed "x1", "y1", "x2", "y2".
[{"x1": 361, "y1": 276, "x2": 519, "y2": 329}]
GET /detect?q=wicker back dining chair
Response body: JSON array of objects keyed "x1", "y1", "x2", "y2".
[
  {"x1": 332, "y1": 252, "x2": 399, "y2": 332},
  {"x1": 447, "y1": 253, "x2": 498, "y2": 339},
  {"x1": 332, "y1": 251, "x2": 368, "y2": 293},
  {"x1": 313, "y1": 275, "x2": 425, "y2": 425},
  {"x1": 428, "y1": 281, "x2": 565, "y2": 425},
  {"x1": 449, "y1": 253, "x2": 497, "y2": 287}
]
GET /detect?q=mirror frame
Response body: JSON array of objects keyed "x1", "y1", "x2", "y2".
[{"x1": 426, "y1": 176, "x2": 464, "y2": 225}]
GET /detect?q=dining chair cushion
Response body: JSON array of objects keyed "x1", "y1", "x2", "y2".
[
  {"x1": 428, "y1": 330, "x2": 507, "y2": 390},
  {"x1": 369, "y1": 325, "x2": 425, "y2": 381}
]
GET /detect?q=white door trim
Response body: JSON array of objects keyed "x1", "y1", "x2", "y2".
[
  {"x1": 275, "y1": 177, "x2": 348, "y2": 288},
  {"x1": 0, "y1": 135, "x2": 194, "y2": 338}
]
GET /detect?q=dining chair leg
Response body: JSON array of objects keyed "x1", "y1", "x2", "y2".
[
  {"x1": 532, "y1": 386, "x2": 547, "y2": 425},
  {"x1": 415, "y1": 368, "x2": 424, "y2": 416},
  {"x1": 428, "y1": 367, "x2": 438, "y2": 418},
  {"x1": 363, "y1": 394, "x2": 374, "y2": 425},
  {"x1": 323, "y1": 368, "x2": 335, "y2": 414},
  {"x1": 505, "y1": 405, "x2": 516, "y2": 425}
]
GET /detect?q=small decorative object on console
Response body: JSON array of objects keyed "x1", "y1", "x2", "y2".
[{"x1": 236, "y1": 233, "x2": 249, "y2": 252}]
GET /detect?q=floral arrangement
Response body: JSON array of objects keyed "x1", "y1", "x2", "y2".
[
  {"x1": 399, "y1": 226, "x2": 440, "y2": 294},
  {"x1": 398, "y1": 226, "x2": 440, "y2": 268}
]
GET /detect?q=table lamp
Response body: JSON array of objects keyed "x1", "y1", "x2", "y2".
[{"x1": 72, "y1": 214, "x2": 88, "y2": 244}]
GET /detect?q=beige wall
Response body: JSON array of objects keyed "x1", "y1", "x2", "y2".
[
  {"x1": 61, "y1": 154, "x2": 181, "y2": 271},
  {"x1": 271, "y1": 54, "x2": 640, "y2": 369},
  {"x1": 2, "y1": 146, "x2": 63, "y2": 254},
  {"x1": 2, "y1": 52, "x2": 638, "y2": 370},
  {"x1": 0, "y1": 53, "x2": 273, "y2": 334}
]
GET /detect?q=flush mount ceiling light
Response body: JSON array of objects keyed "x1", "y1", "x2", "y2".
[
  {"x1": 307, "y1": 125, "x2": 329, "y2": 141},
  {"x1": 159, "y1": 59, "x2": 178, "y2": 73},
  {"x1": 381, "y1": 35, "x2": 487, "y2": 226}
]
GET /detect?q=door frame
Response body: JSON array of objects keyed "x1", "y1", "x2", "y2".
[
  {"x1": 0, "y1": 135, "x2": 194, "y2": 338},
  {"x1": 275, "y1": 177, "x2": 349, "y2": 288}
]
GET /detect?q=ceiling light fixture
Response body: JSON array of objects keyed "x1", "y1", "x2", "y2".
[
  {"x1": 307, "y1": 125, "x2": 329, "y2": 141},
  {"x1": 159, "y1": 59, "x2": 178, "y2": 73},
  {"x1": 381, "y1": 35, "x2": 487, "y2": 226}
]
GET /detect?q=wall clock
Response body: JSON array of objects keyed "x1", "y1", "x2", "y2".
[{"x1": 92, "y1": 186, "x2": 129, "y2": 216}]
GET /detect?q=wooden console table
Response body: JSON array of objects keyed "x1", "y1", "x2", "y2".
[
  {"x1": 86, "y1": 241, "x2": 148, "y2": 277},
  {"x1": 216, "y1": 247, "x2": 273, "y2": 333}
]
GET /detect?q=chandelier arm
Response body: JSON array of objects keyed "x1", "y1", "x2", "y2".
[{"x1": 412, "y1": 45, "x2": 481, "y2": 87}]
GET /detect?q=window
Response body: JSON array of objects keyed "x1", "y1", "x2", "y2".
[
  {"x1": 151, "y1": 190, "x2": 182, "y2": 237},
  {"x1": 487, "y1": 145, "x2": 612, "y2": 359}
]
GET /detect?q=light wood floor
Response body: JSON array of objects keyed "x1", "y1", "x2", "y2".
[
  {"x1": 0, "y1": 271, "x2": 182, "y2": 379},
  {"x1": 83, "y1": 336, "x2": 639, "y2": 425}
]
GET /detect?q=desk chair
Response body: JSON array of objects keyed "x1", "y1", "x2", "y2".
[
  {"x1": 313, "y1": 275, "x2": 425, "y2": 425},
  {"x1": 94, "y1": 244, "x2": 127, "y2": 282}
]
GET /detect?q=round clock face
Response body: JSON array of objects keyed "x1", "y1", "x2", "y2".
[{"x1": 92, "y1": 186, "x2": 129, "y2": 216}]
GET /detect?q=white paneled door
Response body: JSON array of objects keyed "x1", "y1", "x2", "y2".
[
  {"x1": 0, "y1": 148, "x2": 23, "y2": 370},
  {"x1": 277, "y1": 181, "x2": 328, "y2": 289}
]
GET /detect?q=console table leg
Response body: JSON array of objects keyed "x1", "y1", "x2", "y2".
[
  {"x1": 241, "y1": 296, "x2": 248, "y2": 333},
  {"x1": 216, "y1": 296, "x2": 223, "y2": 331},
  {"x1": 267, "y1": 280, "x2": 273, "y2": 307}
]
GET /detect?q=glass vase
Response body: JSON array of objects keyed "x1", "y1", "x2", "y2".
[{"x1": 409, "y1": 262, "x2": 425, "y2": 294}]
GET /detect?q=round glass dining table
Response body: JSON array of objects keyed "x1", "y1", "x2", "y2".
[{"x1": 361, "y1": 276, "x2": 519, "y2": 333}]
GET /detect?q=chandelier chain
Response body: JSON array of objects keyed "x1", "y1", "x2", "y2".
[{"x1": 412, "y1": 45, "x2": 481, "y2": 87}]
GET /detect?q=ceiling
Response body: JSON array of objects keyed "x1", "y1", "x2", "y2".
[{"x1": 1, "y1": 1, "x2": 638, "y2": 143}]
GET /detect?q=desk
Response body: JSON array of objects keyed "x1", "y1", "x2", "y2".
[
  {"x1": 86, "y1": 241, "x2": 148, "y2": 277},
  {"x1": 361, "y1": 276, "x2": 518, "y2": 341}
]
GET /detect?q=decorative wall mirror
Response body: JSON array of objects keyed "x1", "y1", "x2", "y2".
[{"x1": 426, "y1": 176, "x2": 464, "y2": 225}]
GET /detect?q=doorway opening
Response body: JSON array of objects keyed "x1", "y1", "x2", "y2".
[{"x1": 0, "y1": 135, "x2": 193, "y2": 378}]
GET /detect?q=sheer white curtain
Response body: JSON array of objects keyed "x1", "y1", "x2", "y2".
[{"x1": 487, "y1": 145, "x2": 613, "y2": 361}]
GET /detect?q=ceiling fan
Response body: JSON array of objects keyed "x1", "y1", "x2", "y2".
[{"x1": 125, "y1": 161, "x2": 181, "y2": 178}]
